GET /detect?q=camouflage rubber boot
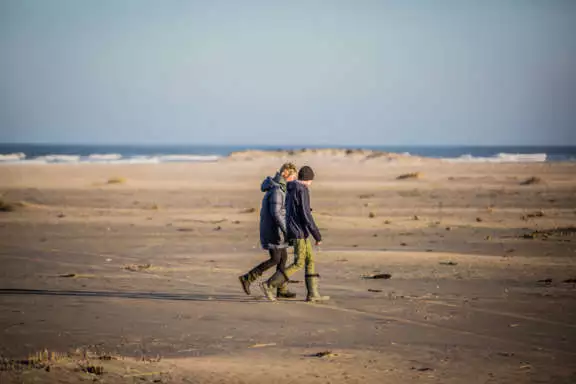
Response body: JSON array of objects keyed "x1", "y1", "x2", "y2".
[
  {"x1": 305, "y1": 274, "x2": 330, "y2": 302},
  {"x1": 277, "y1": 283, "x2": 296, "y2": 299},
  {"x1": 238, "y1": 270, "x2": 260, "y2": 296},
  {"x1": 260, "y1": 271, "x2": 288, "y2": 302}
]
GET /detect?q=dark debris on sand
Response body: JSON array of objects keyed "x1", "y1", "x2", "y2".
[
  {"x1": 521, "y1": 227, "x2": 576, "y2": 240},
  {"x1": 520, "y1": 176, "x2": 542, "y2": 185},
  {"x1": 411, "y1": 367, "x2": 434, "y2": 372},
  {"x1": 363, "y1": 273, "x2": 392, "y2": 280},
  {"x1": 58, "y1": 273, "x2": 76, "y2": 278},
  {"x1": 309, "y1": 351, "x2": 337, "y2": 358}
]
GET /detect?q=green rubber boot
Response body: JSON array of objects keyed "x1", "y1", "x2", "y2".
[
  {"x1": 305, "y1": 274, "x2": 330, "y2": 302},
  {"x1": 260, "y1": 271, "x2": 288, "y2": 302},
  {"x1": 277, "y1": 282, "x2": 297, "y2": 299}
]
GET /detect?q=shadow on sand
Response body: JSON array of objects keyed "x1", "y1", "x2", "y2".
[{"x1": 0, "y1": 288, "x2": 261, "y2": 303}]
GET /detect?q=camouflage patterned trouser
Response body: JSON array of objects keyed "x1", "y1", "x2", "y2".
[{"x1": 284, "y1": 239, "x2": 315, "y2": 277}]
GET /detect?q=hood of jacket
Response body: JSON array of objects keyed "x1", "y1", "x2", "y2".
[{"x1": 261, "y1": 172, "x2": 287, "y2": 193}]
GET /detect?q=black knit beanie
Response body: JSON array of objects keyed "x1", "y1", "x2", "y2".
[{"x1": 298, "y1": 166, "x2": 315, "y2": 181}]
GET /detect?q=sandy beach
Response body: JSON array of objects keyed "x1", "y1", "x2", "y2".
[{"x1": 1, "y1": 151, "x2": 575, "y2": 383}]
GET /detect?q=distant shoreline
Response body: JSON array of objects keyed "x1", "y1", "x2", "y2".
[{"x1": 0, "y1": 144, "x2": 574, "y2": 163}]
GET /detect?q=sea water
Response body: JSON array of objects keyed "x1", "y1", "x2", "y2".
[{"x1": 0, "y1": 143, "x2": 574, "y2": 164}]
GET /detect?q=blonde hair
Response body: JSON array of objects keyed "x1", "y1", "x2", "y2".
[{"x1": 279, "y1": 162, "x2": 298, "y2": 177}]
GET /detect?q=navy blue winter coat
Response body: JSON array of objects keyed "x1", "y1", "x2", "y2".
[
  {"x1": 259, "y1": 173, "x2": 287, "y2": 249},
  {"x1": 285, "y1": 181, "x2": 322, "y2": 242}
]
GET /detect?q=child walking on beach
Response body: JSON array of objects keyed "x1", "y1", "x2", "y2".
[{"x1": 260, "y1": 166, "x2": 329, "y2": 302}]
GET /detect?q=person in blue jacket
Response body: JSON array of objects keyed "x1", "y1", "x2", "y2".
[{"x1": 238, "y1": 163, "x2": 298, "y2": 298}]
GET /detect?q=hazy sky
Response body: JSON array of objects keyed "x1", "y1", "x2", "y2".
[{"x1": 1, "y1": 0, "x2": 575, "y2": 146}]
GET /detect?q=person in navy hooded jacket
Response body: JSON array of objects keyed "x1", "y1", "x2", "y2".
[
  {"x1": 238, "y1": 163, "x2": 298, "y2": 298},
  {"x1": 260, "y1": 166, "x2": 329, "y2": 302}
]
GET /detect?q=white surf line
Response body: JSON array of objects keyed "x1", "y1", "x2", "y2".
[{"x1": 296, "y1": 301, "x2": 576, "y2": 357}]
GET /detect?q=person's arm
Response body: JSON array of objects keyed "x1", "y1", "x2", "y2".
[
  {"x1": 300, "y1": 187, "x2": 322, "y2": 242},
  {"x1": 269, "y1": 188, "x2": 287, "y2": 237}
]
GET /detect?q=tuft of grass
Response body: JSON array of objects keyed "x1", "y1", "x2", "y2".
[
  {"x1": 0, "y1": 199, "x2": 17, "y2": 212},
  {"x1": 107, "y1": 177, "x2": 126, "y2": 184},
  {"x1": 368, "y1": 212, "x2": 376, "y2": 218},
  {"x1": 522, "y1": 210, "x2": 545, "y2": 220},
  {"x1": 396, "y1": 172, "x2": 421, "y2": 180},
  {"x1": 0, "y1": 198, "x2": 25, "y2": 212},
  {"x1": 0, "y1": 349, "x2": 68, "y2": 373},
  {"x1": 80, "y1": 364, "x2": 104, "y2": 375},
  {"x1": 439, "y1": 261, "x2": 458, "y2": 266},
  {"x1": 520, "y1": 176, "x2": 542, "y2": 185},
  {"x1": 124, "y1": 263, "x2": 151, "y2": 272}
]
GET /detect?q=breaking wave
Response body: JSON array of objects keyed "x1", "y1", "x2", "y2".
[
  {"x1": 0, "y1": 153, "x2": 222, "y2": 164},
  {"x1": 442, "y1": 153, "x2": 547, "y2": 163},
  {"x1": 0, "y1": 152, "x2": 26, "y2": 161}
]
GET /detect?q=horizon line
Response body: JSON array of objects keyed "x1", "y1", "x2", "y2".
[{"x1": 0, "y1": 142, "x2": 574, "y2": 148}]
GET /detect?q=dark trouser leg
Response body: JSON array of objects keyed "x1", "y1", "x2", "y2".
[
  {"x1": 266, "y1": 240, "x2": 306, "y2": 289},
  {"x1": 276, "y1": 247, "x2": 288, "y2": 275},
  {"x1": 239, "y1": 249, "x2": 283, "y2": 295},
  {"x1": 261, "y1": 240, "x2": 305, "y2": 301},
  {"x1": 252, "y1": 249, "x2": 283, "y2": 276}
]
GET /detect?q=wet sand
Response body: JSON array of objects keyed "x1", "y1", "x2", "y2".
[{"x1": 1, "y1": 154, "x2": 575, "y2": 383}]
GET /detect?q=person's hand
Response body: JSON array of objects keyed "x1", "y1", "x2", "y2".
[{"x1": 315, "y1": 240, "x2": 322, "y2": 246}]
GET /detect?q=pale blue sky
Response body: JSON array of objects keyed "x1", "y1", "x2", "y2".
[{"x1": 1, "y1": 0, "x2": 575, "y2": 145}]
